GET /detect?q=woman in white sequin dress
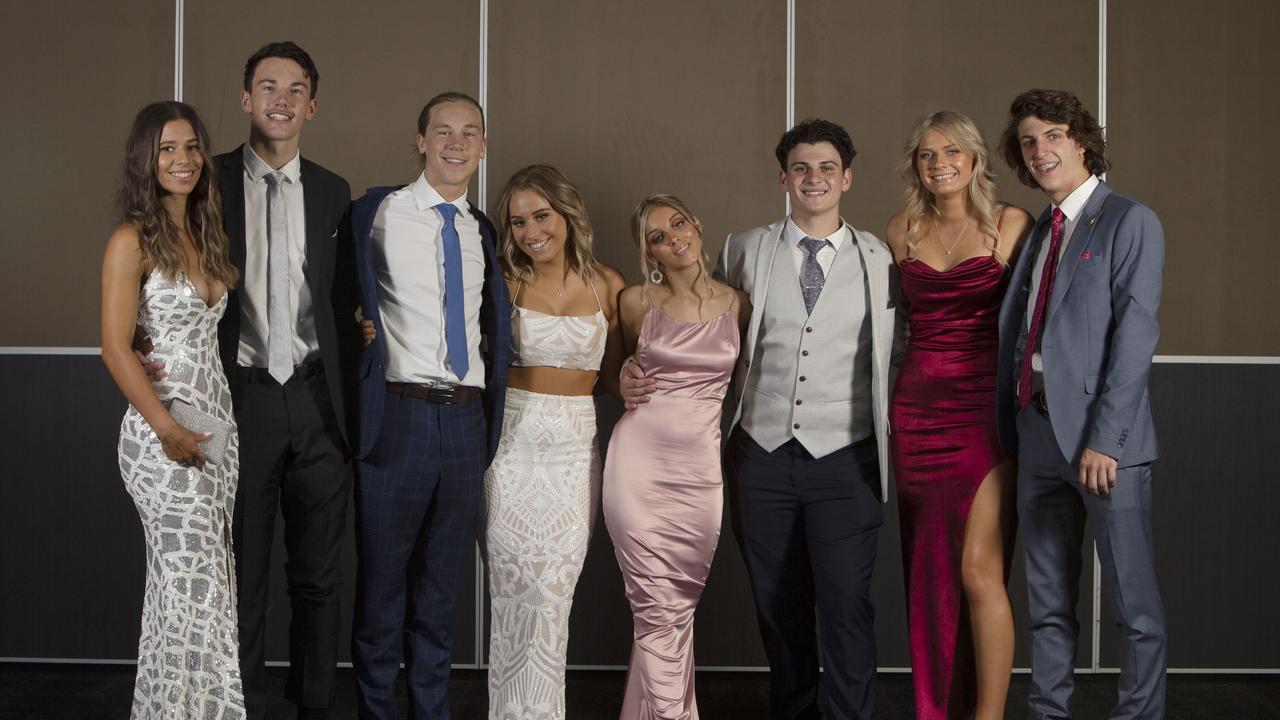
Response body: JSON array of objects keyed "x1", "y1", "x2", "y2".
[
  {"x1": 483, "y1": 165, "x2": 627, "y2": 719},
  {"x1": 100, "y1": 101, "x2": 245, "y2": 719}
]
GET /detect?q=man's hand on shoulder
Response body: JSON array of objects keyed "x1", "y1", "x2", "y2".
[{"x1": 1078, "y1": 447, "x2": 1118, "y2": 495}]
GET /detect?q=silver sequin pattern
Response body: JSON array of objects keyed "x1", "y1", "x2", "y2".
[{"x1": 118, "y1": 272, "x2": 244, "y2": 719}]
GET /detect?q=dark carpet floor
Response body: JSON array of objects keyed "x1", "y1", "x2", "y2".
[{"x1": 2, "y1": 664, "x2": 1277, "y2": 719}]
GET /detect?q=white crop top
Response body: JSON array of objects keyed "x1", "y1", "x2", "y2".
[{"x1": 509, "y1": 280, "x2": 608, "y2": 371}]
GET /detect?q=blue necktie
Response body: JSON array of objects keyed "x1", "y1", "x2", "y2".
[{"x1": 434, "y1": 202, "x2": 469, "y2": 381}]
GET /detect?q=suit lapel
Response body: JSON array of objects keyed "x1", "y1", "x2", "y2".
[
  {"x1": 744, "y1": 223, "x2": 785, "y2": 360},
  {"x1": 999, "y1": 207, "x2": 1049, "y2": 334},
  {"x1": 300, "y1": 159, "x2": 326, "y2": 296},
  {"x1": 1048, "y1": 181, "x2": 1112, "y2": 318}
]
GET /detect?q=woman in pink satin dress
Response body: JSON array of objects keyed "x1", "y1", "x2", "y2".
[
  {"x1": 885, "y1": 110, "x2": 1032, "y2": 720},
  {"x1": 603, "y1": 195, "x2": 749, "y2": 719}
]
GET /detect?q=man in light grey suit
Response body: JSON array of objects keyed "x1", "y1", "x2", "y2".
[
  {"x1": 996, "y1": 89, "x2": 1167, "y2": 720},
  {"x1": 715, "y1": 119, "x2": 900, "y2": 720}
]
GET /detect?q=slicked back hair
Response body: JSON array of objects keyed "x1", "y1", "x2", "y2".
[{"x1": 243, "y1": 41, "x2": 319, "y2": 98}]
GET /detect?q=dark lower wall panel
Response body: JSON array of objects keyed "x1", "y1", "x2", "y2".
[
  {"x1": 1, "y1": 356, "x2": 1274, "y2": 670},
  {"x1": 1099, "y1": 363, "x2": 1280, "y2": 668}
]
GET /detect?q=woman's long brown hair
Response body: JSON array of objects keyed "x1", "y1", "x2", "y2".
[{"x1": 118, "y1": 101, "x2": 238, "y2": 287}]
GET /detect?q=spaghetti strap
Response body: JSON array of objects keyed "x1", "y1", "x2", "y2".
[
  {"x1": 588, "y1": 277, "x2": 604, "y2": 315},
  {"x1": 996, "y1": 204, "x2": 1007, "y2": 232},
  {"x1": 641, "y1": 285, "x2": 653, "y2": 310},
  {"x1": 512, "y1": 279, "x2": 525, "y2": 305}
]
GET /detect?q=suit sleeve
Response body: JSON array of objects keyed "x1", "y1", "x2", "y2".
[
  {"x1": 1086, "y1": 203, "x2": 1164, "y2": 457},
  {"x1": 331, "y1": 182, "x2": 361, "y2": 376}
]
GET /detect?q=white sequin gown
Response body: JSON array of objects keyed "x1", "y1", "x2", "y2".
[{"x1": 118, "y1": 272, "x2": 244, "y2": 719}]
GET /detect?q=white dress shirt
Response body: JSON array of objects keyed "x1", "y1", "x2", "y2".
[
  {"x1": 236, "y1": 145, "x2": 319, "y2": 368},
  {"x1": 784, "y1": 217, "x2": 851, "y2": 277},
  {"x1": 373, "y1": 173, "x2": 486, "y2": 388},
  {"x1": 1027, "y1": 174, "x2": 1100, "y2": 372}
]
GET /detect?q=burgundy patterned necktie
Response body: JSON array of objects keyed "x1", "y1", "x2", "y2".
[{"x1": 1019, "y1": 207, "x2": 1066, "y2": 409}]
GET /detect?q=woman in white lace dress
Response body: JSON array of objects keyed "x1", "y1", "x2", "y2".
[
  {"x1": 100, "y1": 101, "x2": 245, "y2": 719},
  {"x1": 483, "y1": 165, "x2": 626, "y2": 718}
]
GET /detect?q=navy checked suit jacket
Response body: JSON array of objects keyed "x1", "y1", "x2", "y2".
[
  {"x1": 996, "y1": 181, "x2": 1163, "y2": 468},
  {"x1": 350, "y1": 185, "x2": 511, "y2": 464}
]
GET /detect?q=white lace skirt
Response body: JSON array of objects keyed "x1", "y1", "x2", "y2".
[{"x1": 482, "y1": 388, "x2": 600, "y2": 720}]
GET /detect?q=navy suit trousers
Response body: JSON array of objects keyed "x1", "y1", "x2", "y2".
[
  {"x1": 352, "y1": 392, "x2": 487, "y2": 720},
  {"x1": 726, "y1": 427, "x2": 883, "y2": 720}
]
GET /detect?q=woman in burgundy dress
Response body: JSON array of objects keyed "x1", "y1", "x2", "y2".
[{"x1": 885, "y1": 110, "x2": 1032, "y2": 720}]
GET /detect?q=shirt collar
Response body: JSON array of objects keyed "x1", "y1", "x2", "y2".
[
  {"x1": 1054, "y1": 174, "x2": 1100, "y2": 223},
  {"x1": 242, "y1": 144, "x2": 301, "y2": 183},
  {"x1": 412, "y1": 173, "x2": 470, "y2": 217},
  {"x1": 784, "y1": 216, "x2": 850, "y2": 251}
]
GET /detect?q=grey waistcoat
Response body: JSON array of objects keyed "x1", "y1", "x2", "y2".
[{"x1": 739, "y1": 237, "x2": 875, "y2": 457}]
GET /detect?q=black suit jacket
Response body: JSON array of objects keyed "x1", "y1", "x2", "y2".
[{"x1": 215, "y1": 146, "x2": 360, "y2": 450}]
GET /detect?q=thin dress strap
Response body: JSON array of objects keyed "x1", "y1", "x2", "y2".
[
  {"x1": 512, "y1": 279, "x2": 525, "y2": 306},
  {"x1": 992, "y1": 204, "x2": 1008, "y2": 258},
  {"x1": 588, "y1": 276, "x2": 604, "y2": 315},
  {"x1": 641, "y1": 285, "x2": 653, "y2": 310}
]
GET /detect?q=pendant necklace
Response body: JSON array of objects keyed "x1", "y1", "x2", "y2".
[{"x1": 934, "y1": 216, "x2": 972, "y2": 255}]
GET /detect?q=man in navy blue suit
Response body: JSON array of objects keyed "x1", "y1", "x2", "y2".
[{"x1": 348, "y1": 92, "x2": 510, "y2": 720}]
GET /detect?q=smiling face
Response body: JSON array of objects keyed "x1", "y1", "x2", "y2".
[
  {"x1": 780, "y1": 141, "x2": 852, "y2": 222},
  {"x1": 507, "y1": 187, "x2": 569, "y2": 267},
  {"x1": 417, "y1": 100, "x2": 486, "y2": 200},
  {"x1": 155, "y1": 119, "x2": 203, "y2": 197},
  {"x1": 240, "y1": 57, "x2": 316, "y2": 146},
  {"x1": 644, "y1": 204, "x2": 702, "y2": 272},
  {"x1": 916, "y1": 127, "x2": 974, "y2": 200},
  {"x1": 1018, "y1": 115, "x2": 1091, "y2": 204}
]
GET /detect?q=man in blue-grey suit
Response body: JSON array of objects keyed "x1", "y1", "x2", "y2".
[
  {"x1": 348, "y1": 91, "x2": 509, "y2": 720},
  {"x1": 996, "y1": 89, "x2": 1166, "y2": 720}
]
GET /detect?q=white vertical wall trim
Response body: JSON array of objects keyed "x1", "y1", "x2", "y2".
[
  {"x1": 474, "y1": 0, "x2": 490, "y2": 672},
  {"x1": 784, "y1": 0, "x2": 796, "y2": 216},
  {"x1": 173, "y1": 0, "x2": 185, "y2": 101},
  {"x1": 1090, "y1": 0, "x2": 1108, "y2": 672}
]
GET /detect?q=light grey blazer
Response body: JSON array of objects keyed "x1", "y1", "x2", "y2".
[
  {"x1": 715, "y1": 219, "x2": 904, "y2": 498},
  {"x1": 996, "y1": 181, "x2": 1164, "y2": 467}
]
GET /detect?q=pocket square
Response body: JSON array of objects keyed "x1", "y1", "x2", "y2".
[{"x1": 1080, "y1": 250, "x2": 1093, "y2": 260}]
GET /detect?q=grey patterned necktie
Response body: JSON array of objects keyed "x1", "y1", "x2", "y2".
[
  {"x1": 799, "y1": 236, "x2": 828, "y2": 315},
  {"x1": 264, "y1": 171, "x2": 293, "y2": 385}
]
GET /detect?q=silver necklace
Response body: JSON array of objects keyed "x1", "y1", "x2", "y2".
[{"x1": 934, "y1": 216, "x2": 973, "y2": 255}]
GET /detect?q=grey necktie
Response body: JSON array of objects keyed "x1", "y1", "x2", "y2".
[
  {"x1": 799, "y1": 236, "x2": 828, "y2": 315},
  {"x1": 264, "y1": 171, "x2": 293, "y2": 385}
]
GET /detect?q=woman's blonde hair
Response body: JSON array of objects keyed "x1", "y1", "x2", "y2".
[
  {"x1": 899, "y1": 110, "x2": 1004, "y2": 265},
  {"x1": 495, "y1": 164, "x2": 598, "y2": 285},
  {"x1": 630, "y1": 194, "x2": 715, "y2": 298}
]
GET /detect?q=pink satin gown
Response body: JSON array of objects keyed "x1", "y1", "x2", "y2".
[
  {"x1": 889, "y1": 251, "x2": 1012, "y2": 719},
  {"x1": 603, "y1": 300, "x2": 739, "y2": 720}
]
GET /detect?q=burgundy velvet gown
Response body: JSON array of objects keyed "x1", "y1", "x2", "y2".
[{"x1": 889, "y1": 249, "x2": 1011, "y2": 720}]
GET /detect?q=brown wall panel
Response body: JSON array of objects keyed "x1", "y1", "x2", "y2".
[
  {"x1": 487, "y1": 0, "x2": 787, "y2": 666},
  {"x1": 487, "y1": 0, "x2": 787, "y2": 284},
  {"x1": 0, "y1": 2, "x2": 173, "y2": 346},
  {"x1": 1109, "y1": 3, "x2": 1280, "y2": 355},
  {"x1": 183, "y1": 0, "x2": 479, "y2": 198},
  {"x1": 796, "y1": 0, "x2": 1097, "y2": 252}
]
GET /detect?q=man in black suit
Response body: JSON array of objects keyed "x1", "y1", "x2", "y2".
[{"x1": 216, "y1": 41, "x2": 357, "y2": 720}]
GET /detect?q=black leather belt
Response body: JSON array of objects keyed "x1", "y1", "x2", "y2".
[
  {"x1": 1032, "y1": 390, "x2": 1050, "y2": 415},
  {"x1": 385, "y1": 382, "x2": 480, "y2": 405},
  {"x1": 229, "y1": 358, "x2": 324, "y2": 383}
]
